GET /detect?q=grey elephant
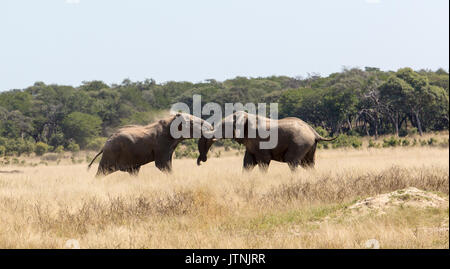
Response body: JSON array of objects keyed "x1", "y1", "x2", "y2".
[
  {"x1": 88, "y1": 113, "x2": 212, "y2": 177},
  {"x1": 197, "y1": 111, "x2": 336, "y2": 172}
]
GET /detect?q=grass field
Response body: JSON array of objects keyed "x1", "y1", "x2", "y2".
[{"x1": 0, "y1": 146, "x2": 448, "y2": 249}]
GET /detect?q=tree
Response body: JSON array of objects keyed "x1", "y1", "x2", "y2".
[
  {"x1": 378, "y1": 76, "x2": 409, "y2": 136},
  {"x1": 79, "y1": 80, "x2": 110, "y2": 91},
  {"x1": 62, "y1": 112, "x2": 102, "y2": 148}
]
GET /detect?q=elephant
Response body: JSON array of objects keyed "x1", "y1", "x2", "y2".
[
  {"x1": 88, "y1": 113, "x2": 212, "y2": 177},
  {"x1": 197, "y1": 111, "x2": 336, "y2": 172}
]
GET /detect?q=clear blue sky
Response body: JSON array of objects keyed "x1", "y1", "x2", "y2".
[{"x1": 0, "y1": 0, "x2": 448, "y2": 91}]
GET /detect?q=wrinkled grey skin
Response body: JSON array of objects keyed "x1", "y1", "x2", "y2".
[
  {"x1": 197, "y1": 111, "x2": 336, "y2": 172},
  {"x1": 88, "y1": 113, "x2": 212, "y2": 177}
]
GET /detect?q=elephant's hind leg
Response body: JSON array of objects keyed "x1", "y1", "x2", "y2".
[
  {"x1": 300, "y1": 143, "x2": 317, "y2": 169},
  {"x1": 95, "y1": 165, "x2": 116, "y2": 177},
  {"x1": 155, "y1": 158, "x2": 172, "y2": 173},
  {"x1": 95, "y1": 158, "x2": 116, "y2": 177},
  {"x1": 283, "y1": 145, "x2": 309, "y2": 172}
]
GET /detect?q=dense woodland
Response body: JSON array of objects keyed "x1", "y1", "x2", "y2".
[{"x1": 0, "y1": 67, "x2": 448, "y2": 156}]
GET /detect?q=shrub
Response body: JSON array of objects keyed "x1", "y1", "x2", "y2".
[
  {"x1": 62, "y1": 112, "x2": 102, "y2": 148},
  {"x1": 0, "y1": 138, "x2": 35, "y2": 156},
  {"x1": 330, "y1": 134, "x2": 362, "y2": 149},
  {"x1": 174, "y1": 146, "x2": 199, "y2": 159},
  {"x1": 428, "y1": 138, "x2": 438, "y2": 146},
  {"x1": 398, "y1": 129, "x2": 408, "y2": 137},
  {"x1": 54, "y1": 145, "x2": 64, "y2": 153},
  {"x1": 49, "y1": 132, "x2": 65, "y2": 148},
  {"x1": 41, "y1": 153, "x2": 59, "y2": 162},
  {"x1": 214, "y1": 139, "x2": 241, "y2": 151},
  {"x1": 383, "y1": 136, "x2": 400, "y2": 147},
  {"x1": 0, "y1": 145, "x2": 5, "y2": 156},
  {"x1": 66, "y1": 141, "x2": 80, "y2": 152},
  {"x1": 85, "y1": 137, "x2": 107, "y2": 151},
  {"x1": 34, "y1": 142, "x2": 49, "y2": 156},
  {"x1": 439, "y1": 138, "x2": 449, "y2": 148},
  {"x1": 368, "y1": 139, "x2": 380, "y2": 148},
  {"x1": 408, "y1": 127, "x2": 418, "y2": 136},
  {"x1": 347, "y1": 129, "x2": 360, "y2": 137},
  {"x1": 401, "y1": 139, "x2": 410, "y2": 146},
  {"x1": 351, "y1": 139, "x2": 362, "y2": 149},
  {"x1": 314, "y1": 126, "x2": 329, "y2": 137}
]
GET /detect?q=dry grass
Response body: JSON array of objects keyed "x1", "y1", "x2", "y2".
[{"x1": 0, "y1": 147, "x2": 448, "y2": 249}]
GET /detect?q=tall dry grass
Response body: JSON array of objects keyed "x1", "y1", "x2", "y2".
[{"x1": 0, "y1": 147, "x2": 448, "y2": 248}]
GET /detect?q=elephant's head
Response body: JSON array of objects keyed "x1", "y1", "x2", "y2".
[{"x1": 196, "y1": 111, "x2": 249, "y2": 165}]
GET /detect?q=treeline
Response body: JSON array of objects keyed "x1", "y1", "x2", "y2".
[{"x1": 0, "y1": 67, "x2": 448, "y2": 156}]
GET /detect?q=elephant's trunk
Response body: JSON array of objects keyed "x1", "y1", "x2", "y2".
[{"x1": 197, "y1": 136, "x2": 211, "y2": 166}]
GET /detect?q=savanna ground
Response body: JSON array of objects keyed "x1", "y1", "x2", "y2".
[{"x1": 0, "y1": 135, "x2": 448, "y2": 248}]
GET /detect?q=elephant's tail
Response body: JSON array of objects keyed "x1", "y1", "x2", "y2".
[
  {"x1": 310, "y1": 126, "x2": 338, "y2": 142},
  {"x1": 87, "y1": 150, "x2": 103, "y2": 170},
  {"x1": 316, "y1": 136, "x2": 338, "y2": 142}
]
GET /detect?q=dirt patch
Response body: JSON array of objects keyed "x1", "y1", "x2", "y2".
[{"x1": 346, "y1": 187, "x2": 448, "y2": 216}]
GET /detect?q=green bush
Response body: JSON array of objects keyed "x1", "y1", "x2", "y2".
[
  {"x1": 398, "y1": 129, "x2": 408, "y2": 137},
  {"x1": 54, "y1": 145, "x2": 64, "y2": 153},
  {"x1": 439, "y1": 138, "x2": 449, "y2": 148},
  {"x1": 213, "y1": 139, "x2": 242, "y2": 151},
  {"x1": 428, "y1": 137, "x2": 438, "y2": 146},
  {"x1": 330, "y1": 134, "x2": 362, "y2": 149},
  {"x1": 401, "y1": 139, "x2": 410, "y2": 146},
  {"x1": 174, "y1": 146, "x2": 199, "y2": 159},
  {"x1": 62, "y1": 112, "x2": 102, "y2": 148},
  {"x1": 314, "y1": 126, "x2": 329, "y2": 138},
  {"x1": 368, "y1": 139, "x2": 381, "y2": 148},
  {"x1": 0, "y1": 145, "x2": 5, "y2": 156},
  {"x1": 34, "y1": 142, "x2": 49, "y2": 156},
  {"x1": 408, "y1": 127, "x2": 418, "y2": 136},
  {"x1": 0, "y1": 138, "x2": 35, "y2": 156},
  {"x1": 66, "y1": 141, "x2": 80, "y2": 152},
  {"x1": 86, "y1": 137, "x2": 107, "y2": 151},
  {"x1": 41, "y1": 153, "x2": 59, "y2": 161},
  {"x1": 383, "y1": 136, "x2": 400, "y2": 147},
  {"x1": 49, "y1": 132, "x2": 65, "y2": 148},
  {"x1": 347, "y1": 129, "x2": 360, "y2": 137}
]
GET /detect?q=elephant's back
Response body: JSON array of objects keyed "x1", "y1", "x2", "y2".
[{"x1": 278, "y1": 118, "x2": 317, "y2": 145}]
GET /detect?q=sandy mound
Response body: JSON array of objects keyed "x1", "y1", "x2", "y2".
[{"x1": 347, "y1": 187, "x2": 448, "y2": 216}]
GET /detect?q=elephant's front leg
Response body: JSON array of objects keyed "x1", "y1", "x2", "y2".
[
  {"x1": 127, "y1": 166, "x2": 141, "y2": 176},
  {"x1": 155, "y1": 151, "x2": 173, "y2": 173},
  {"x1": 254, "y1": 151, "x2": 271, "y2": 173},
  {"x1": 242, "y1": 150, "x2": 257, "y2": 172}
]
